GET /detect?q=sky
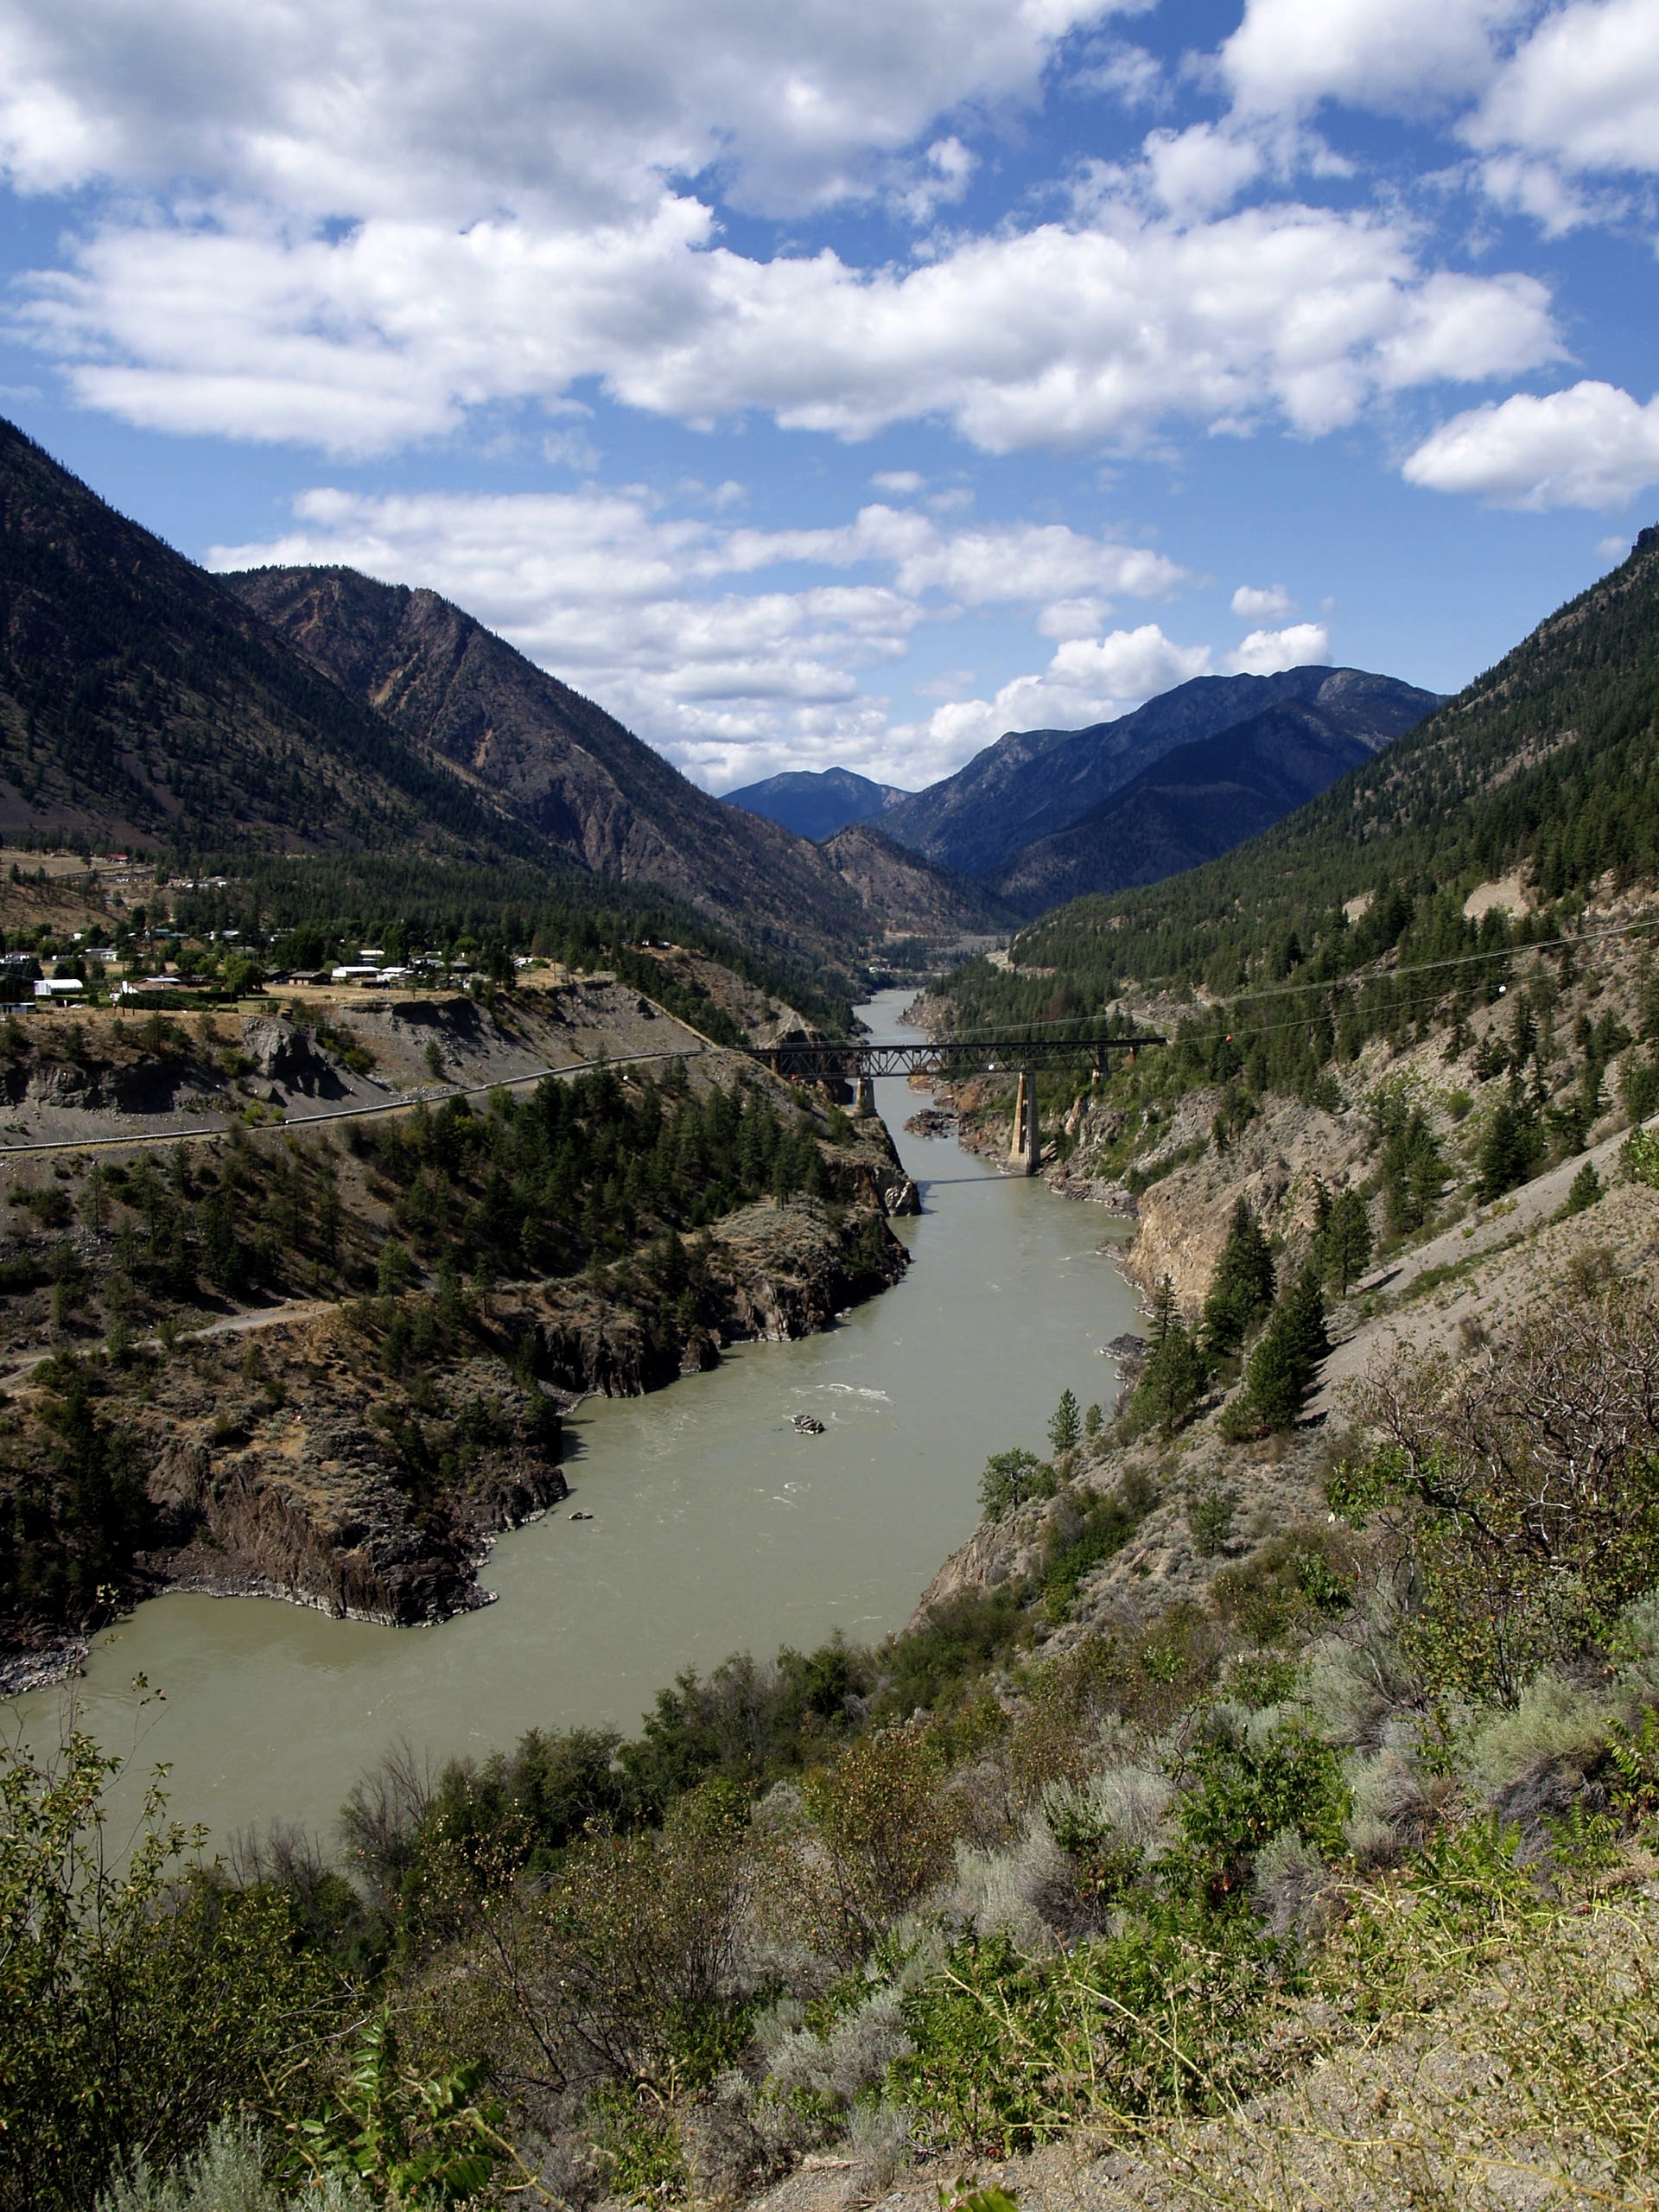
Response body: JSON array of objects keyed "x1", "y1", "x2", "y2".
[{"x1": 0, "y1": 0, "x2": 1656, "y2": 797}]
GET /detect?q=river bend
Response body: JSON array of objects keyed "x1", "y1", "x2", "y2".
[{"x1": 11, "y1": 992, "x2": 1139, "y2": 1844}]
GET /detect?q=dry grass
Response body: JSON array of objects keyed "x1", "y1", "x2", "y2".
[{"x1": 1065, "y1": 1871, "x2": 1659, "y2": 2212}]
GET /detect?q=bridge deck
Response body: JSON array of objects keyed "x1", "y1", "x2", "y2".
[{"x1": 752, "y1": 1033, "x2": 1166, "y2": 1080}]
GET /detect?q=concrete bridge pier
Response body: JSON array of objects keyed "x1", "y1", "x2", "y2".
[
  {"x1": 1009, "y1": 1066, "x2": 1040, "y2": 1175},
  {"x1": 853, "y1": 1075, "x2": 876, "y2": 1119}
]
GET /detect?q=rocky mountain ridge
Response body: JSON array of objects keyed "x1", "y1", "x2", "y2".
[
  {"x1": 0, "y1": 419, "x2": 994, "y2": 972},
  {"x1": 225, "y1": 564, "x2": 874, "y2": 953},
  {"x1": 988, "y1": 692, "x2": 1399, "y2": 911},
  {"x1": 880, "y1": 664, "x2": 1439, "y2": 880},
  {"x1": 0, "y1": 419, "x2": 538, "y2": 863}
]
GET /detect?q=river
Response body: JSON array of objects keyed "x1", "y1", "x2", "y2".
[{"x1": 10, "y1": 991, "x2": 1141, "y2": 1847}]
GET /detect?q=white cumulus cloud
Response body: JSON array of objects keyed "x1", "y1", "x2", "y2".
[
  {"x1": 1402, "y1": 381, "x2": 1659, "y2": 509},
  {"x1": 1142, "y1": 123, "x2": 1262, "y2": 217},
  {"x1": 1224, "y1": 621, "x2": 1330, "y2": 674},
  {"x1": 1230, "y1": 582, "x2": 1296, "y2": 618},
  {"x1": 18, "y1": 191, "x2": 1563, "y2": 459},
  {"x1": 1468, "y1": 0, "x2": 1659, "y2": 178},
  {"x1": 894, "y1": 623, "x2": 1213, "y2": 777},
  {"x1": 0, "y1": 0, "x2": 1565, "y2": 461},
  {"x1": 1220, "y1": 0, "x2": 1526, "y2": 118},
  {"x1": 0, "y1": 0, "x2": 1122, "y2": 218},
  {"x1": 207, "y1": 486, "x2": 1192, "y2": 788}
]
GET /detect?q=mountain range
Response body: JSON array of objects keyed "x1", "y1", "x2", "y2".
[
  {"x1": 951, "y1": 521, "x2": 1659, "y2": 1031},
  {"x1": 988, "y1": 689, "x2": 1424, "y2": 911},
  {"x1": 722, "y1": 666, "x2": 1440, "y2": 916},
  {"x1": 0, "y1": 415, "x2": 1440, "y2": 955},
  {"x1": 0, "y1": 419, "x2": 996, "y2": 959}
]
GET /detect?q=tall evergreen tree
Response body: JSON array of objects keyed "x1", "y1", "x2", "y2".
[
  {"x1": 1380, "y1": 1110, "x2": 1445, "y2": 1236},
  {"x1": 1226, "y1": 1263, "x2": 1329, "y2": 1435},
  {"x1": 1477, "y1": 1099, "x2": 1543, "y2": 1202},
  {"x1": 1132, "y1": 1315, "x2": 1209, "y2": 1437},
  {"x1": 1202, "y1": 1199, "x2": 1276, "y2": 1354},
  {"x1": 1319, "y1": 1186, "x2": 1373, "y2": 1294},
  {"x1": 1047, "y1": 1388, "x2": 1081, "y2": 1457}
]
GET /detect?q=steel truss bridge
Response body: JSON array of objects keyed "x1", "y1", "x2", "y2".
[
  {"x1": 750, "y1": 1030, "x2": 1166, "y2": 1175},
  {"x1": 751, "y1": 1032, "x2": 1166, "y2": 1084}
]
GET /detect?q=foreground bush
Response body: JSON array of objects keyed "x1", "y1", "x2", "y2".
[{"x1": 0, "y1": 1736, "x2": 343, "y2": 2212}]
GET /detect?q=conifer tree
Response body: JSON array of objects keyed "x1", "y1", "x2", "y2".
[
  {"x1": 1378, "y1": 1108, "x2": 1442, "y2": 1234},
  {"x1": 1477, "y1": 1099, "x2": 1542, "y2": 1201},
  {"x1": 1202, "y1": 1199, "x2": 1275, "y2": 1353},
  {"x1": 1133, "y1": 1313, "x2": 1209, "y2": 1436},
  {"x1": 1226, "y1": 1263, "x2": 1329, "y2": 1434},
  {"x1": 1047, "y1": 1388, "x2": 1081, "y2": 1457},
  {"x1": 1318, "y1": 1185, "x2": 1373, "y2": 1294}
]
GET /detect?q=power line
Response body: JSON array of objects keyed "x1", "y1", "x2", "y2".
[{"x1": 943, "y1": 904, "x2": 1659, "y2": 1038}]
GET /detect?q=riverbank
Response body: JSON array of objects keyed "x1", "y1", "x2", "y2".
[
  {"x1": 0, "y1": 977, "x2": 913, "y2": 1690},
  {"x1": 9, "y1": 989, "x2": 1141, "y2": 1846}
]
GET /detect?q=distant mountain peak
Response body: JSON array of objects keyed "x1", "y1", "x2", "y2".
[
  {"x1": 721, "y1": 764, "x2": 912, "y2": 842},
  {"x1": 880, "y1": 665, "x2": 1440, "y2": 880}
]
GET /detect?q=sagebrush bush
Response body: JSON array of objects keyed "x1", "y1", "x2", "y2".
[
  {"x1": 950, "y1": 1827, "x2": 1068, "y2": 1953},
  {"x1": 1343, "y1": 1736, "x2": 1457, "y2": 1863},
  {"x1": 1250, "y1": 1826, "x2": 1340, "y2": 1940},
  {"x1": 98, "y1": 2120, "x2": 366, "y2": 2212},
  {"x1": 764, "y1": 1985, "x2": 912, "y2": 2113},
  {"x1": 1459, "y1": 1671, "x2": 1611, "y2": 1797}
]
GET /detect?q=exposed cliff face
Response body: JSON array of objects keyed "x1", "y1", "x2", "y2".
[
  {"x1": 223, "y1": 565, "x2": 868, "y2": 956},
  {"x1": 518, "y1": 1197, "x2": 907, "y2": 1399},
  {"x1": 1, "y1": 1185, "x2": 907, "y2": 1675},
  {"x1": 120, "y1": 1325, "x2": 569, "y2": 1627},
  {"x1": 1111, "y1": 1096, "x2": 1370, "y2": 1310},
  {"x1": 817, "y1": 822, "x2": 1014, "y2": 937},
  {"x1": 924, "y1": 1063, "x2": 1370, "y2": 1314}
]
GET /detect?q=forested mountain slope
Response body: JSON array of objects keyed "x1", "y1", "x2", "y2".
[
  {"x1": 881, "y1": 665, "x2": 1436, "y2": 878},
  {"x1": 0, "y1": 421, "x2": 541, "y2": 862},
  {"x1": 990, "y1": 697, "x2": 1382, "y2": 912},
  {"x1": 226, "y1": 566, "x2": 869, "y2": 950},
  {"x1": 948, "y1": 526, "x2": 1659, "y2": 1033}
]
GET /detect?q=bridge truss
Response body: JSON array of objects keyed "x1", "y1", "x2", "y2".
[{"x1": 752, "y1": 1033, "x2": 1166, "y2": 1084}]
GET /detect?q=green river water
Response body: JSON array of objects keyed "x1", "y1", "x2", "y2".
[{"x1": 9, "y1": 990, "x2": 1140, "y2": 1847}]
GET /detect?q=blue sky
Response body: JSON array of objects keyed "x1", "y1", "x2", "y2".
[{"x1": 1, "y1": 0, "x2": 1656, "y2": 793}]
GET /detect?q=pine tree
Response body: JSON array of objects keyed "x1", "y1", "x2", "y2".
[
  {"x1": 1380, "y1": 1109, "x2": 1444, "y2": 1235},
  {"x1": 1133, "y1": 1315, "x2": 1209, "y2": 1436},
  {"x1": 1202, "y1": 1199, "x2": 1276, "y2": 1353},
  {"x1": 1227, "y1": 1263, "x2": 1328, "y2": 1435},
  {"x1": 1047, "y1": 1388, "x2": 1081, "y2": 1457},
  {"x1": 1477, "y1": 1099, "x2": 1542, "y2": 1201},
  {"x1": 1319, "y1": 1186, "x2": 1373, "y2": 1294},
  {"x1": 979, "y1": 1447, "x2": 1042, "y2": 1521}
]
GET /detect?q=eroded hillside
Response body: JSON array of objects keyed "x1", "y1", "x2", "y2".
[{"x1": 0, "y1": 975, "x2": 913, "y2": 1687}]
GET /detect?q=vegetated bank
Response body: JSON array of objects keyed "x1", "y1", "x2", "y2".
[
  {"x1": 909, "y1": 524, "x2": 1659, "y2": 1325},
  {"x1": 8, "y1": 1109, "x2": 1659, "y2": 2212},
  {"x1": 0, "y1": 973, "x2": 912, "y2": 1689}
]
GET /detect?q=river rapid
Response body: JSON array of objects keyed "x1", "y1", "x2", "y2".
[{"x1": 10, "y1": 991, "x2": 1141, "y2": 1847}]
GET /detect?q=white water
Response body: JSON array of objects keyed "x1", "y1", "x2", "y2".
[{"x1": 11, "y1": 991, "x2": 1139, "y2": 1846}]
